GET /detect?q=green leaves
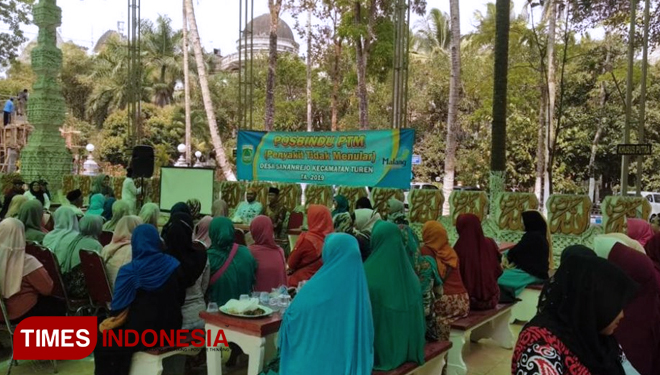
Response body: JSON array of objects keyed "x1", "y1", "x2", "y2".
[{"x1": 0, "y1": 0, "x2": 34, "y2": 64}]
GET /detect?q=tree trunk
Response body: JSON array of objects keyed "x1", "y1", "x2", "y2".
[
  {"x1": 184, "y1": 0, "x2": 236, "y2": 180},
  {"x1": 331, "y1": 38, "x2": 342, "y2": 131},
  {"x1": 489, "y1": 0, "x2": 510, "y2": 218},
  {"x1": 588, "y1": 43, "x2": 610, "y2": 202},
  {"x1": 182, "y1": 0, "x2": 192, "y2": 165},
  {"x1": 306, "y1": 9, "x2": 313, "y2": 132},
  {"x1": 535, "y1": 85, "x2": 546, "y2": 205},
  {"x1": 354, "y1": 1, "x2": 369, "y2": 130},
  {"x1": 442, "y1": 0, "x2": 461, "y2": 215},
  {"x1": 265, "y1": 0, "x2": 282, "y2": 131},
  {"x1": 543, "y1": 0, "x2": 556, "y2": 209}
]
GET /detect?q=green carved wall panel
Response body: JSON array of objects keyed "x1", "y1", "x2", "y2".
[
  {"x1": 601, "y1": 195, "x2": 652, "y2": 234},
  {"x1": 371, "y1": 188, "x2": 404, "y2": 218},
  {"x1": 304, "y1": 185, "x2": 333, "y2": 208},
  {"x1": 335, "y1": 186, "x2": 368, "y2": 212},
  {"x1": 408, "y1": 189, "x2": 443, "y2": 224},
  {"x1": 449, "y1": 191, "x2": 488, "y2": 225},
  {"x1": 546, "y1": 195, "x2": 592, "y2": 235},
  {"x1": 220, "y1": 181, "x2": 246, "y2": 212},
  {"x1": 494, "y1": 192, "x2": 538, "y2": 231},
  {"x1": 275, "y1": 182, "x2": 302, "y2": 212}
]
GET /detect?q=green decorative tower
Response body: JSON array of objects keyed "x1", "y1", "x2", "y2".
[{"x1": 21, "y1": 0, "x2": 72, "y2": 201}]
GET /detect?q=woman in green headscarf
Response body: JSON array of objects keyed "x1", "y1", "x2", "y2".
[
  {"x1": 103, "y1": 200, "x2": 131, "y2": 231},
  {"x1": 18, "y1": 199, "x2": 47, "y2": 243},
  {"x1": 364, "y1": 220, "x2": 425, "y2": 370},
  {"x1": 61, "y1": 215, "x2": 104, "y2": 299},
  {"x1": 139, "y1": 203, "x2": 161, "y2": 228},
  {"x1": 331, "y1": 195, "x2": 349, "y2": 217},
  {"x1": 387, "y1": 198, "x2": 407, "y2": 224},
  {"x1": 207, "y1": 217, "x2": 257, "y2": 306},
  {"x1": 43, "y1": 207, "x2": 80, "y2": 263},
  {"x1": 90, "y1": 174, "x2": 114, "y2": 199},
  {"x1": 86, "y1": 193, "x2": 106, "y2": 217}
]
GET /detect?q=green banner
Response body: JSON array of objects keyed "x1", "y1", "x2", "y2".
[{"x1": 237, "y1": 130, "x2": 415, "y2": 189}]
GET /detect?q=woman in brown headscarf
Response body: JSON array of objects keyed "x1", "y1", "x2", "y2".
[{"x1": 421, "y1": 220, "x2": 469, "y2": 341}]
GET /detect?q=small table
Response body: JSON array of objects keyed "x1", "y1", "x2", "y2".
[
  {"x1": 498, "y1": 241, "x2": 515, "y2": 253},
  {"x1": 234, "y1": 223, "x2": 251, "y2": 232},
  {"x1": 200, "y1": 311, "x2": 282, "y2": 375}
]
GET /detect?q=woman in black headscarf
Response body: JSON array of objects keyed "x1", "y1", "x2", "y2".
[
  {"x1": 24, "y1": 181, "x2": 50, "y2": 210},
  {"x1": 498, "y1": 210, "x2": 551, "y2": 301},
  {"x1": 161, "y1": 202, "x2": 192, "y2": 239},
  {"x1": 513, "y1": 251, "x2": 638, "y2": 375},
  {"x1": 162, "y1": 212, "x2": 209, "y2": 330}
]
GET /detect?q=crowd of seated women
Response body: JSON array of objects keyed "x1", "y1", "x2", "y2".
[{"x1": 1, "y1": 185, "x2": 659, "y2": 375}]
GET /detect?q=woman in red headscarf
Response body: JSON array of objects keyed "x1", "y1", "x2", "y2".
[
  {"x1": 287, "y1": 205, "x2": 333, "y2": 287},
  {"x1": 627, "y1": 218, "x2": 655, "y2": 248},
  {"x1": 454, "y1": 214, "x2": 503, "y2": 310},
  {"x1": 601, "y1": 241, "x2": 660, "y2": 375},
  {"x1": 249, "y1": 215, "x2": 287, "y2": 291},
  {"x1": 645, "y1": 232, "x2": 660, "y2": 272}
]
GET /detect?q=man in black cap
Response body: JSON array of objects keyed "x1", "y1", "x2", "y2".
[
  {"x1": 0, "y1": 177, "x2": 25, "y2": 219},
  {"x1": 265, "y1": 186, "x2": 288, "y2": 248},
  {"x1": 64, "y1": 189, "x2": 85, "y2": 217}
]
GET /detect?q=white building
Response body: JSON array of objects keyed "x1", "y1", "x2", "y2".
[{"x1": 219, "y1": 13, "x2": 299, "y2": 72}]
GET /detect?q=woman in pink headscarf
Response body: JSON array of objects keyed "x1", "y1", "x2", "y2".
[
  {"x1": 194, "y1": 216, "x2": 212, "y2": 248},
  {"x1": 0, "y1": 218, "x2": 64, "y2": 321},
  {"x1": 627, "y1": 218, "x2": 655, "y2": 247},
  {"x1": 248, "y1": 215, "x2": 287, "y2": 291}
]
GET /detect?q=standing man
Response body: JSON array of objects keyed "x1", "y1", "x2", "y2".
[
  {"x1": 17, "y1": 89, "x2": 28, "y2": 117},
  {"x1": 121, "y1": 167, "x2": 141, "y2": 214},
  {"x1": 265, "y1": 187, "x2": 287, "y2": 242},
  {"x1": 3, "y1": 98, "x2": 14, "y2": 126}
]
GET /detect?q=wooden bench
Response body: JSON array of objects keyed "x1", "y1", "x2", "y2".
[
  {"x1": 129, "y1": 336, "x2": 202, "y2": 375},
  {"x1": 510, "y1": 283, "x2": 543, "y2": 323},
  {"x1": 447, "y1": 304, "x2": 515, "y2": 375},
  {"x1": 372, "y1": 341, "x2": 452, "y2": 375}
]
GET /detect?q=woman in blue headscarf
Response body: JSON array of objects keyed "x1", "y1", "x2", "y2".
[
  {"x1": 261, "y1": 233, "x2": 374, "y2": 375},
  {"x1": 94, "y1": 224, "x2": 186, "y2": 375},
  {"x1": 102, "y1": 197, "x2": 116, "y2": 222}
]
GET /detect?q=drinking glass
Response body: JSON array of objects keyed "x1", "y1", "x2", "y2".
[
  {"x1": 240, "y1": 294, "x2": 249, "y2": 301},
  {"x1": 206, "y1": 302, "x2": 219, "y2": 312},
  {"x1": 259, "y1": 292, "x2": 270, "y2": 305},
  {"x1": 251, "y1": 292, "x2": 260, "y2": 299},
  {"x1": 279, "y1": 295, "x2": 291, "y2": 312}
]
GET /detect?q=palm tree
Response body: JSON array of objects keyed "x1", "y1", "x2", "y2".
[
  {"x1": 141, "y1": 15, "x2": 183, "y2": 107},
  {"x1": 86, "y1": 35, "x2": 153, "y2": 126},
  {"x1": 266, "y1": 0, "x2": 284, "y2": 131},
  {"x1": 184, "y1": 0, "x2": 236, "y2": 180},
  {"x1": 182, "y1": 1, "x2": 192, "y2": 165},
  {"x1": 412, "y1": 8, "x2": 450, "y2": 57},
  {"x1": 442, "y1": 0, "x2": 461, "y2": 216},
  {"x1": 490, "y1": 0, "x2": 511, "y2": 215}
]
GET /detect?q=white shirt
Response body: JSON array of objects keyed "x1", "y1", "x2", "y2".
[
  {"x1": 121, "y1": 177, "x2": 142, "y2": 214},
  {"x1": 24, "y1": 190, "x2": 50, "y2": 210}
]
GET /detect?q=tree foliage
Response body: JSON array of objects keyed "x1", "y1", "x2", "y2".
[{"x1": 0, "y1": 0, "x2": 33, "y2": 64}]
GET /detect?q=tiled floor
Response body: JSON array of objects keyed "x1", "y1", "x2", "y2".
[{"x1": 0, "y1": 323, "x2": 523, "y2": 374}]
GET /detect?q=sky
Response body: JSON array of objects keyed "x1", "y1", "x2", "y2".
[{"x1": 9, "y1": 0, "x2": 530, "y2": 56}]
